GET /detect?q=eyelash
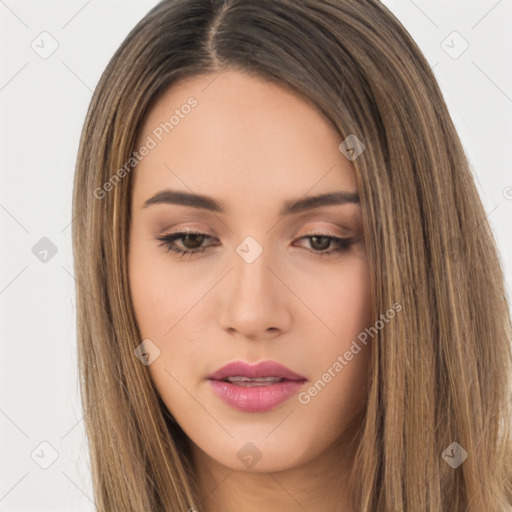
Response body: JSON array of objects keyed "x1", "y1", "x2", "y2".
[{"x1": 155, "y1": 229, "x2": 356, "y2": 259}]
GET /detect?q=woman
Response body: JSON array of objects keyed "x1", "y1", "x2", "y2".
[{"x1": 72, "y1": 0, "x2": 512, "y2": 510}]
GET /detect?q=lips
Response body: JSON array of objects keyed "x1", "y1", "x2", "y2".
[
  {"x1": 206, "y1": 360, "x2": 307, "y2": 382},
  {"x1": 207, "y1": 360, "x2": 308, "y2": 412}
]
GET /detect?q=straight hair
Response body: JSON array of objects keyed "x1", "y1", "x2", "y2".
[{"x1": 72, "y1": 0, "x2": 512, "y2": 510}]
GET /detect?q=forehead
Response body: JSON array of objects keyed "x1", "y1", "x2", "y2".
[{"x1": 132, "y1": 70, "x2": 358, "y2": 210}]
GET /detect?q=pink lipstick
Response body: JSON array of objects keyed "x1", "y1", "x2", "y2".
[{"x1": 207, "y1": 360, "x2": 307, "y2": 413}]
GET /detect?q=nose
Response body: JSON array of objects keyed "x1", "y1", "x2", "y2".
[{"x1": 218, "y1": 240, "x2": 293, "y2": 339}]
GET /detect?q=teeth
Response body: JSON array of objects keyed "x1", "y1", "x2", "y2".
[
  {"x1": 225, "y1": 376, "x2": 283, "y2": 382},
  {"x1": 224, "y1": 376, "x2": 284, "y2": 386}
]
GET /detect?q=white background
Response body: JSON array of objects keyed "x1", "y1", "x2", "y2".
[{"x1": 0, "y1": 1, "x2": 511, "y2": 510}]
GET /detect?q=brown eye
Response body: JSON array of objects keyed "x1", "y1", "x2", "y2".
[
  {"x1": 155, "y1": 231, "x2": 215, "y2": 257},
  {"x1": 309, "y1": 235, "x2": 332, "y2": 251},
  {"x1": 294, "y1": 232, "x2": 356, "y2": 257},
  {"x1": 180, "y1": 233, "x2": 207, "y2": 250}
]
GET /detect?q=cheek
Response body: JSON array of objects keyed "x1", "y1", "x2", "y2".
[
  {"x1": 294, "y1": 257, "x2": 373, "y2": 402},
  {"x1": 128, "y1": 241, "x2": 200, "y2": 339},
  {"x1": 296, "y1": 253, "x2": 373, "y2": 343},
  {"x1": 335, "y1": 259, "x2": 372, "y2": 334},
  {"x1": 128, "y1": 238, "x2": 214, "y2": 401},
  {"x1": 128, "y1": 244, "x2": 202, "y2": 404}
]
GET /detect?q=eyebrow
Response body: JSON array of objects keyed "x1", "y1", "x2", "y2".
[{"x1": 142, "y1": 189, "x2": 359, "y2": 216}]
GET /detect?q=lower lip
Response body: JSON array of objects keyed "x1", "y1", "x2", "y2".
[{"x1": 208, "y1": 379, "x2": 306, "y2": 412}]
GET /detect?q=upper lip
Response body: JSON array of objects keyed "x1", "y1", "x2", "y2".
[{"x1": 207, "y1": 360, "x2": 307, "y2": 381}]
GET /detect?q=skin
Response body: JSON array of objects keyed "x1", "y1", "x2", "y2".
[{"x1": 128, "y1": 69, "x2": 373, "y2": 512}]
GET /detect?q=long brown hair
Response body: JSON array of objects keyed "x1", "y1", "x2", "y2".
[{"x1": 72, "y1": 0, "x2": 512, "y2": 510}]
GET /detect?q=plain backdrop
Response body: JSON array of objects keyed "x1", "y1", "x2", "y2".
[{"x1": 0, "y1": 1, "x2": 511, "y2": 510}]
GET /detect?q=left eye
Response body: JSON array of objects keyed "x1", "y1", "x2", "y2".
[{"x1": 155, "y1": 231, "x2": 356, "y2": 258}]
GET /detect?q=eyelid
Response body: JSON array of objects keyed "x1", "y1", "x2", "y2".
[{"x1": 295, "y1": 221, "x2": 353, "y2": 238}]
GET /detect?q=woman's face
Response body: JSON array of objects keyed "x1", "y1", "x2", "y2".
[{"x1": 128, "y1": 69, "x2": 373, "y2": 473}]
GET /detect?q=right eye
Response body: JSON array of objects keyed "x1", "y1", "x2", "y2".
[{"x1": 155, "y1": 230, "x2": 217, "y2": 258}]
